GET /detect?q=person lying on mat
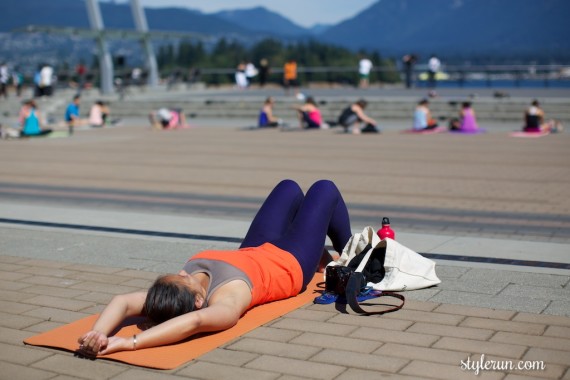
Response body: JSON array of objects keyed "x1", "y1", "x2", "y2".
[{"x1": 78, "y1": 179, "x2": 352, "y2": 356}]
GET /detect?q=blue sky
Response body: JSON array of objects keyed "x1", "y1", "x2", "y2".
[{"x1": 110, "y1": 0, "x2": 378, "y2": 28}]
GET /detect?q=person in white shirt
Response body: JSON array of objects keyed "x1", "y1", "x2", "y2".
[
  {"x1": 245, "y1": 62, "x2": 258, "y2": 87},
  {"x1": 427, "y1": 55, "x2": 441, "y2": 89},
  {"x1": 131, "y1": 67, "x2": 143, "y2": 89},
  {"x1": 0, "y1": 63, "x2": 9, "y2": 99},
  {"x1": 358, "y1": 57, "x2": 373, "y2": 88},
  {"x1": 39, "y1": 64, "x2": 54, "y2": 97},
  {"x1": 235, "y1": 62, "x2": 248, "y2": 89}
]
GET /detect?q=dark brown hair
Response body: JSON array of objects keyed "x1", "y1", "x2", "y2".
[
  {"x1": 143, "y1": 275, "x2": 196, "y2": 325},
  {"x1": 356, "y1": 99, "x2": 368, "y2": 108},
  {"x1": 305, "y1": 96, "x2": 316, "y2": 105}
]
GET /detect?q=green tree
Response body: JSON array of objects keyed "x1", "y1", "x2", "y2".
[{"x1": 155, "y1": 37, "x2": 401, "y2": 85}]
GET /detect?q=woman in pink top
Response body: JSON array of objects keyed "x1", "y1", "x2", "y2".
[
  {"x1": 294, "y1": 96, "x2": 322, "y2": 129},
  {"x1": 89, "y1": 101, "x2": 109, "y2": 127}
]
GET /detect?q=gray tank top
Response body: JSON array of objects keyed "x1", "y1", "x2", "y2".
[{"x1": 183, "y1": 259, "x2": 252, "y2": 306}]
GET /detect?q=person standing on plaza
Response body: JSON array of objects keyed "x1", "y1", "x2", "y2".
[
  {"x1": 0, "y1": 62, "x2": 9, "y2": 99},
  {"x1": 131, "y1": 67, "x2": 143, "y2": 90},
  {"x1": 12, "y1": 67, "x2": 24, "y2": 98},
  {"x1": 427, "y1": 54, "x2": 441, "y2": 89},
  {"x1": 39, "y1": 63, "x2": 54, "y2": 97},
  {"x1": 283, "y1": 59, "x2": 299, "y2": 96},
  {"x1": 131, "y1": 67, "x2": 141, "y2": 84},
  {"x1": 358, "y1": 56, "x2": 373, "y2": 88},
  {"x1": 402, "y1": 54, "x2": 417, "y2": 89},
  {"x1": 245, "y1": 61, "x2": 258, "y2": 87},
  {"x1": 258, "y1": 58, "x2": 270, "y2": 88},
  {"x1": 235, "y1": 61, "x2": 248, "y2": 89},
  {"x1": 76, "y1": 61, "x2": 87, "y2": 93},
  {"x1": 33, "y1": 65, "x2": 42, "y2": 98}
]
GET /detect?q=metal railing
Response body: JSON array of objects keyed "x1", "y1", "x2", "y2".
[
  {"x1": 28, "y1": 63, "x2": 570, "y2": 91},
  {"x1": 196, "y1": 64, "x2": 570, "y2": 88}
]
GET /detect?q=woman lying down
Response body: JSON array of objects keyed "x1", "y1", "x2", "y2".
[{"x1": 78, "y1": 179, "x2": 352, "y2": 355}]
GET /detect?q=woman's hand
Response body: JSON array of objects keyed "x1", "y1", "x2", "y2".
[
  {"x1": 78, "y1": 331, "x2": 134, "y2": 356},
  {"x1": 78, "y1": 330, "x2": 108, "y2": 357}
]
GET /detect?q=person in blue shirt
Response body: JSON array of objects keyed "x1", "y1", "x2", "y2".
[
  {"x1": 21, "y1": 100, "x2": 52, "y2": 137},
  {"x1": 65, "y1": 94, "x2": 82, "y2": 135},
  {"x1": 258, "y1": 97, "x2": 280, "y2": 128},
  {"x1": 413, "y1": 99, "x2": 438, "y2": 131}
]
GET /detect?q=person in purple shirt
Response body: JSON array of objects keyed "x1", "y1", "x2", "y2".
[{"x1": 449, "y1": 102, "x2": 479, "y2": 132}]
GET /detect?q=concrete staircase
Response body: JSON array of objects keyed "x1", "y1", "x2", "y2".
[
  {"x1": 4, "y1": 85, "x2": 570, "y2": 125},
  {"x1": 89, "y1": 96, "x2": 570, "y2": 124}
]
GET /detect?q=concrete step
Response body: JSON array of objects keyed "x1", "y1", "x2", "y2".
[
  {"x1": 49, "y1": 98, "x2": 570, "y2": 123},
  {"x1": 12, "y1": 86, "x2": 566, "y2": 124}
]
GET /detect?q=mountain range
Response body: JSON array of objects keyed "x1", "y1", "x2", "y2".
[
  {"x1": 320, "y1": 0, "x2": 570, "y2": 59},
  {"x1": 214, "y1": 7, "x2": 325, "y2": 37},
  {"x1": 0, "y1": 0, "x2": 569, "y2": 60}
]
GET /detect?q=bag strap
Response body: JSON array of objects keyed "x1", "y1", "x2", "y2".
[
  {"x1": 354, "y1": 243, "x2": 373, "y2": 273},
  {"x1": 346, "y1": 272, "x2": 405, "y2": 315}
]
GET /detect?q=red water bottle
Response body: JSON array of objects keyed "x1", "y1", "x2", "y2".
[{"x1": 377, "y1": 217, "x2": 395, "y2": 240}]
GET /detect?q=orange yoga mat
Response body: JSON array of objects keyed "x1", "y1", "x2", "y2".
[{"x1": 24, "y1": 275, "x2": 323, "y2": 370}]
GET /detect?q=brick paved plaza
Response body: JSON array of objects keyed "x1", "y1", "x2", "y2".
[{"x1": 0, "y1": 87, "x2": 569, "y2": 379}]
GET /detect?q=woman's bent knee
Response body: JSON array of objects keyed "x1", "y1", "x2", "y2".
[
  {"x1": 278, "y1": 179, "x2": 299, "y2": 187},
  {"x1": 274, "y1": 179, "x2": 302, "y2": 192},
  {"x1": 309, "y1": 179, "x2": 338, "y2": 193},
  {"x1": 268, "y1": 179, "x2": 304, "y2": 202}
]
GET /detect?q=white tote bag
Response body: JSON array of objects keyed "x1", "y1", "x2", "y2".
[{"x1": 326, "y1": 226, "x2": 441, "y2": 291}]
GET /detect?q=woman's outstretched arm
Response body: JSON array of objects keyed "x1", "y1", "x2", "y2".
[
  {"x1": 134, "y1": 299, "x2": 243, "y2": 350},
  {"x1": 78, "y1": 291, "x2": 146, "y2": 355},
  {"x1": 353, "y1": 105, "x2": 376, "y2": 125},
  {"x1": 80, "y1": 281, "x2": 251, "y2": 356}
]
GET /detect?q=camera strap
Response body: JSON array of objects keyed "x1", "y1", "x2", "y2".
[{"x1": 346, "y1": 273, "x2": 405, "y2": 315}]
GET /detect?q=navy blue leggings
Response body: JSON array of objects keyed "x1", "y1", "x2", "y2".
[{"x1": 240, "y1": 179, "x2": 352, "y2": 288}]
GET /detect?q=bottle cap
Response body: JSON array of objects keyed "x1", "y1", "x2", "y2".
[{"x1": 382, "y1": 217, "x2": 390, "y2": 225}]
